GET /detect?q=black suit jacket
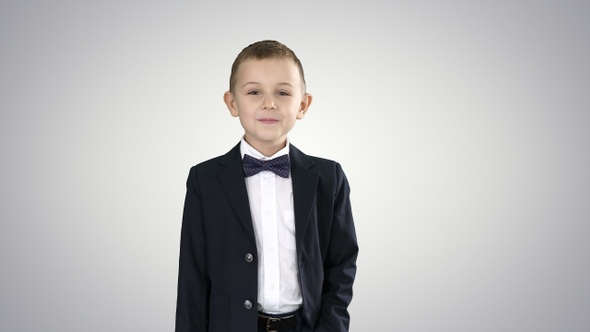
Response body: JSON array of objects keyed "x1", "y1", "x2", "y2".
[{"x1": 175, "y1": 143, "x2": 358, "y2": 331}]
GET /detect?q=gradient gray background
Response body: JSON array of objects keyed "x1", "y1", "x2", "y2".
[{"x1": 1, "y1": 0, "x2": 589, "y2": 331}]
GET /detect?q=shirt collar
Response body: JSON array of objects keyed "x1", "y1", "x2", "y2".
[{"x1": 240, "y1": 137, "x2": 290, "y2": 160}]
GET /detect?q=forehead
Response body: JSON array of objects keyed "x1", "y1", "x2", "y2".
[{"x1": 235, "y1": 58, "x2": 302, "y2": 84}]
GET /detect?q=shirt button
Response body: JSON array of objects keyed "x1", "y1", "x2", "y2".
[
  {"x1": 245, "y1": 253, "x2": 254, "y2": 262},
  {"x1": 243, "y1": 300, "x2": 253, "y2": 309}
]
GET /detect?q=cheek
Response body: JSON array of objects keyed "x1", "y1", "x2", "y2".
[{"x1": 284, "y1": 117, "x2": 298, "y2": 128}]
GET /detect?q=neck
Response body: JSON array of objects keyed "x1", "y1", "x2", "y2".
[{"x1": 245, "y1": 137, "x2": 287, "y2": 157}]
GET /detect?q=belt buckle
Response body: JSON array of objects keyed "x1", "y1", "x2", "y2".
[
  {"x1": 261, "y1": 313, "x2": 295, "y2": 331},
  {"x1": 266, "y1": 317, "x2": 281, "y2": 332}
]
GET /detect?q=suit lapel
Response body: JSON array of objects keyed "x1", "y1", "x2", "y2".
[
  {"x1": 289, "y1": 144, "x2": 319, "y2": 249},
  {"x1": 216, "y1": 143, "x2": 256, "y2": 241},
  {"x1": 215, "y1": 142, "x2": 318, "y2": 245}
]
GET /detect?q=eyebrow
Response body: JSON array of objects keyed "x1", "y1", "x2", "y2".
[{"x1": 241, "y1": 82, "x2": 295, "y2": 88}]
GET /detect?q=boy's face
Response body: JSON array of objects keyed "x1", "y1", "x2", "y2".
[{"x1": 224, "y1": 58, "x2": 312, "y2": 155}]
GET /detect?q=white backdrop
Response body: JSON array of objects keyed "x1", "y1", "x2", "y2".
[{"x1": 1, "y1": 1, "x2": 589, "y2": 331}]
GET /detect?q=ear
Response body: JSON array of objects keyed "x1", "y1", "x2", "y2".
[
  {"x1": 224, "y1": 91, "x2": 239, "y2": 117},
  {"x1": 296, "y1": 93, "x2": 313, "y2": 120}
]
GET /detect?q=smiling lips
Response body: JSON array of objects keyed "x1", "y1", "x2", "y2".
[{"x1": 258, "y1": 118, "x2": 279, "y2": 124}]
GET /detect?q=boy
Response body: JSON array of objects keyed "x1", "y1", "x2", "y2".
[{"x1": 176, "y1": 40, "x2": 358, "y2": 332}]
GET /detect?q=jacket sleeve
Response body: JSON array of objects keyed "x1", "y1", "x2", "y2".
[
  {"x1": 315, "y1": 164, "x2": 359, "y2": 331},
  {"x1": 175, "y1": 167, "x2": 209, "y2": 332}
]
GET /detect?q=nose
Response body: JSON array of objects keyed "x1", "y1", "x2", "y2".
[{"x1": 262, "y1": 96, "x2": 276, "y2": 110}]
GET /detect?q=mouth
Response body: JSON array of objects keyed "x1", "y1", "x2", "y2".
[{"x1": 258, "y1": 118, "x2": 279, "y2": 124}]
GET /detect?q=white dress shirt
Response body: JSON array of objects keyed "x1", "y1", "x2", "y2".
[{"x1": 240, "y1": 138, "x2": 302, "y2": 314}]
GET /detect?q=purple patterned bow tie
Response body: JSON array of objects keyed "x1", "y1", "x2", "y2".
[{"x1": 242, "y1": 154, "x2": 290, "y2": 178}]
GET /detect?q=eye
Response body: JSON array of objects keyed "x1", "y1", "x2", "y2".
[
  {"x1": 247, "y1": 90, "x2": 261, "y2": 95},
  {"x1": 277, "y1": 91, "x2": 290, "y2": 96}
]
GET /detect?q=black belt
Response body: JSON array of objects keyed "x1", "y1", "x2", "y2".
[{"x1": 257, "y1": 312, "x2": 297, "y2": 331}]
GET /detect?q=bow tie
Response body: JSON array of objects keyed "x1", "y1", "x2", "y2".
[{"x1": 242, "y1": 154, "x2": 290, "y2": 178}]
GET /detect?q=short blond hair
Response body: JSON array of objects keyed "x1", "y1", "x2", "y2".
[{"x1": 228, "y1": 40, "x2": 306, "y2": 93}]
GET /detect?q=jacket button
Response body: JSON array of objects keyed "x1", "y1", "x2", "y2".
[
  {"x1": 243, "y1": 300, "x2": 253, "y2": 309},
  {"x1": 245, "y1": 253, "x2": 254, "y2": 262}
]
